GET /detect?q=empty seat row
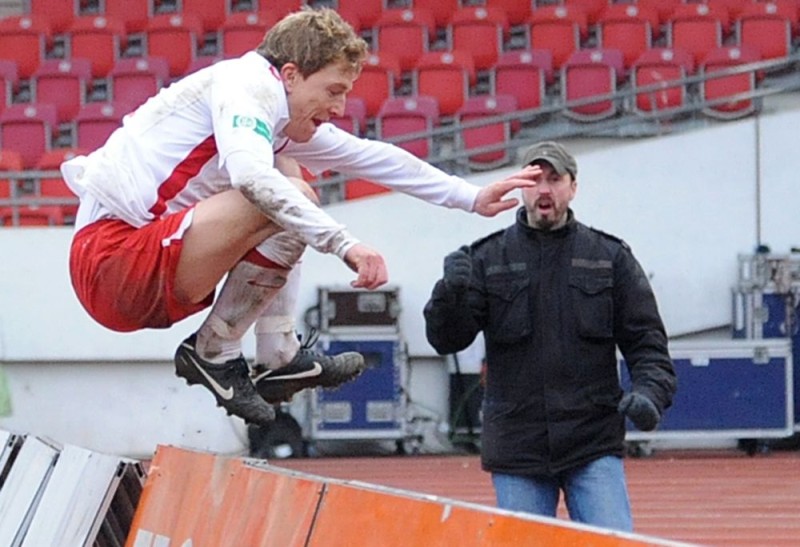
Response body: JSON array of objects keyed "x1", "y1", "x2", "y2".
[
  {"x1": 21, "y1": 0, "x2": 299, "y2": 34},
  {"x1": 0, "y1": 41, "x2": 768, "y2": 173},
  {"x1": 332, "y1": 93, "x2": 519, "y2": 169},
  {"x1": 0, "y1": 56, "x2": 169, "y2": 122},
  {"x1": 350, "y1": 43, "x2": 768, "y2": 122},
  {"x1": 0, "y1": 101, "x2": 128, "y2": 168},
  {"x1": 337, "y1": 42, "x2": 763, "y2": 166},
  {"x1": 0, "y1": 12, "x2": 232, "y2": 80},
  {"x1": 3, "y1": 1, "x2": 796, "y2": 82}
]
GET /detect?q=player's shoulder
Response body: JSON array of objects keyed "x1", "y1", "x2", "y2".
[
  {"x1": 469, "y1": 227, "x2": 506, "y2": 252},
  {"x1": 583, "y1": 224, "x2": 630, "y2": 251}
]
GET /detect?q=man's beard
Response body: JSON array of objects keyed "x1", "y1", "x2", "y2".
[{"x1": 534, "y1": 214, "x2": 557, "y2": 231}]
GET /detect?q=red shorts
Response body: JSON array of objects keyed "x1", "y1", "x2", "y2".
[{"x1": 70, "y1": 210, "x2": 214, "y2": 332}]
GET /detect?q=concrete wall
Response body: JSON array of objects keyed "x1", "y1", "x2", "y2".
[{"x1": 1, "y1": 106, "x2": 799, "y2": 456}]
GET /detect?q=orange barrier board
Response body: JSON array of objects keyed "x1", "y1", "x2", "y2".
[
  {"x1": 310, "y1": 481, "x2": 681, "y2": 547},
  {"x1": 127, "y1": 445, "x2": 688, "y2": 547},
  {"x1": 126, "y1": 446, "x2": 322, "y2": 547}
]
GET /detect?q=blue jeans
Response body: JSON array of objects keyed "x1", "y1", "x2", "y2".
[{"x1": 491, "y1": 455, "x2": 633, "y2": 532}]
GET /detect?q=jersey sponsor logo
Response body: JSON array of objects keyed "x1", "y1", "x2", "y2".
[{"x1": 233, "y1": 115, "x2": 273, "y2": 143}]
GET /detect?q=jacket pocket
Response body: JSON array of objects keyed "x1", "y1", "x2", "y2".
[
  {"x1": 569, "y1": 274, "x2": 613, "y2": 339},
  {"x1": 486, "y1": 275, "x2": 531, "y2": 344}
]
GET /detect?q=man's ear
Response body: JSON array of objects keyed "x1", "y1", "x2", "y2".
[{"x1": 280, "y1": 63, "x2": 300, "y2": 91}]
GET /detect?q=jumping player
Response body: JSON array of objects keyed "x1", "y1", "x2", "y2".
[{"x1": 62, "y1": 8, "x2": 539, "y2": 426}]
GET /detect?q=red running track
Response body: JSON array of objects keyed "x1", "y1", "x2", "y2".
[{"x1": 275, "y1": 449, "x2": 800, "y2": 547}]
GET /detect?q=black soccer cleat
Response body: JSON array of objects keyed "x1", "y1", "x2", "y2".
[
  {"x1": 252, "y1": 334, "x2": 367, "y2": 404},
  {"x1": 175, "y1": 334, "x2": 276, "y2": 425}
]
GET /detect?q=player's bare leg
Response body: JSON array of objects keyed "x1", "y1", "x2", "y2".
[
  {"x1": 172, "y1": 189, "x2": 284, "y2": 424},
  {"x1": 251, "y1": 260, "x2": 366, "y2": 404}
]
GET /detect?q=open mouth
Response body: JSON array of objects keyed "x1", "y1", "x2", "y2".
[{"x1": 537, "y1": 201, "x2": 554, "y2": 213}]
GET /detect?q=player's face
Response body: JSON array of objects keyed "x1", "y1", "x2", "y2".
[
  {"x1": 521, "y1": 162, "x2": 576, "y2": 230},
  {"x1": 282, "y1": 61, "x2": 355, "y2": 142}
]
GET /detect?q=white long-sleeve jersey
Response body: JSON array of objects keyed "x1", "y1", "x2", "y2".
[{"x1": 61, "y1": 52, "x2": 481, "y2": 258}]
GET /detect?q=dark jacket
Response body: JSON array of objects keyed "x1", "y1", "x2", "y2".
[{"x1": 424, "y1": 208, "x2": 676, "y2": 476}]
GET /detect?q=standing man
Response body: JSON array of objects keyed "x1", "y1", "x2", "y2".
[
  {"x1": 62, "y1": 8, "x2": 537, "y2": 427},
  {"x1": 423, "y1": 141, "x2": 676, "y2": 531}
]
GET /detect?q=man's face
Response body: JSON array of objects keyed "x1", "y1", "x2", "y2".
[
  {"x1": 521, "y1": 161, "x2": 576, "y2": 230},
  {"x1": 281, "y1": 61, "x2": 356, "y2": 142}
]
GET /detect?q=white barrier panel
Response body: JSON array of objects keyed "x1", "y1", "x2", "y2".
[
  {"x1": 0, "y1": 431, "x2": 145, "y2": 546},
  {"x1": 0, "y1": 436, "x2": 59, "y2": 546}
]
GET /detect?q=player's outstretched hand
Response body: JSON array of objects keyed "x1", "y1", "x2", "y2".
[
  {"x1": 344, "y1": 243, "x2": 389, "y2": 290},
  {"x1": 473, "y1": 165, "x2": 541, "y2": 217}
]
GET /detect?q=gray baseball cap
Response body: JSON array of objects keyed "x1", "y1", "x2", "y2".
[{"x1": 522, "y1": 141, "x2": 577, "y2": 179}]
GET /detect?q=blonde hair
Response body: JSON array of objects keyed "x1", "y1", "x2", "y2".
[{"x1": 257, "y1": 7, "x2": 368, "y2": 77}]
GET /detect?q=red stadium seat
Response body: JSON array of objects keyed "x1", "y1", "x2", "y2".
[
  {"x1": 344, "y1": 179, "x2": 392, "y2": 200},
  {"x1": 0, "y1": 16, "x2": 52, "y2": 79},
  {"x1": 564, "y1": 0, "x2": 611, "y2": 25},
  {"x1": 631, "y1": 47, "x2": 695, "y2": 115},
  {"x1": 561, "y1": 48, "x2": 625, "y2": 121},
  {"x1": 485, "y1": 0, "x2": 534, "y2": 27},
  {"x1": 529, "y1": 5, "x2": 589, "y2": 71},
  {"x1": 0, "y1": 103, "x2": 58, "y2": 168},
  {"x1": 103, "y1": 0, "x2": 150, "y2": 33},
  {"x1": 336, "y1": 0, "x2": 384, "y2": 29},
  {"x1": 0, "y1": 149, "x2": 24, "y2": 201},
  {"x1": 0, "y1": 61, "x2": 19, "y2": 116},
  {"x1": 32, "y1": 58, "x2": 92, "y2": 124},
  {"x1": 335, "y1": 5, "x2": 362, "y2": 34},
  {"x1": 376, "y1": 95, "x2": 439, "y2": 159},
  {"x1": 413, "y1": 0, "x2": 461, "y2": 29},
  {"x1": 374, "y1": 8, "x2": 437, "y2": 73},
  {"x1": 36, "y1": 147, "x2": 85, "y2": 222},
  {"x1": 28, "y1": 0, "x2": 75, "y2": 34},
  {"x1": 700, "y1": 45, "x2": 762, "y2": 119},
  {"x1": 67, "y1": 15, "x2": 126, "y2": 79},
  {"x1": 492, "y1": 50, "x2": 552, "y2": 111},
  {"x1": 635, "y1": 0, "x2": 682, "y2": 26},
  {"x1": 145, "y1": 14, "x2": 204, "y2": 79},
  {"x1": 220, "y1": 12, "x2": 274, "y2": 58},
  {"x1": 447, "y1": 7, "x2": 510, "y2": 71},
  {"x1": 179, "y1": 0, "x2": 227, "y2": 33},
  {"x1": 736, "y1": 1, "x2": 798, "y2": 61},
  {"x1": 712, "y1": 0, "x2": 751, "y2": 21},
  {"x1": 457, "y1": 94, "x2": 518, "y2": 169},
  {"x1": 350, "y1": 52, "x2": 402, "y2": 119},
  {"x1": 330, "y1": 97, "x2": 368, "y2": 136},
  {"x1": 413, "y1": 50, "x2": 476, "y2": 118},
  {"x1": 73, "y1": 101, "x2": 131, "y2": 151},
  {"x1": 668, "y1": 3, "x2": 727, "y2": 64},
  {"x1": 0, "y1": 205, "x2": 65, "y2": 226},
  {"x1": 597, "y1": 4, "x2": 660, "y2": 69},
  {"x1": 257, "y1": 0, "x2": 304, "y2": 21},
  {"x1": 109, "y1": 56, "x2": 170, "y2": 108}
]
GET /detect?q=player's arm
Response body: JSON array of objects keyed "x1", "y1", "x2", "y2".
[
  {"x1": 283, "y1": 124, "x2": 539, "y2": 216},
  {"x1": 210, "y1": 64, "x2": 387, "y2": 286}
]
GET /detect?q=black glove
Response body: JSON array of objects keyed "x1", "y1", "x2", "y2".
[
  {"x1": 443, "y1": 248, "x2": 472, "y2": 293},
  {"x1": 618, "y1": 392, "x2": 660, "y2": 432}
]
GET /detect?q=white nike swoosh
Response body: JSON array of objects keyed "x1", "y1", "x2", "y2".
[
  {"x1": 253, "y1": 362, "x2": 323, "y2": 383},
  {"x1": 184, "y1": 351, "x2": 235, "y2": 400}
]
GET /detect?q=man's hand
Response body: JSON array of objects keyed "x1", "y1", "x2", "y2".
[
  {"x1": 344, "y1": 243, "x2": 389, "y2": 290},
  {"x1": 443, "y1": 248, "x2": 472, "y2": 293},
  {"x1": 473, "y1": 165, "x2": 541, "y2": 217},
  {"x1": 618, "y1": 392, "x2": 661, "y2": 432}
]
